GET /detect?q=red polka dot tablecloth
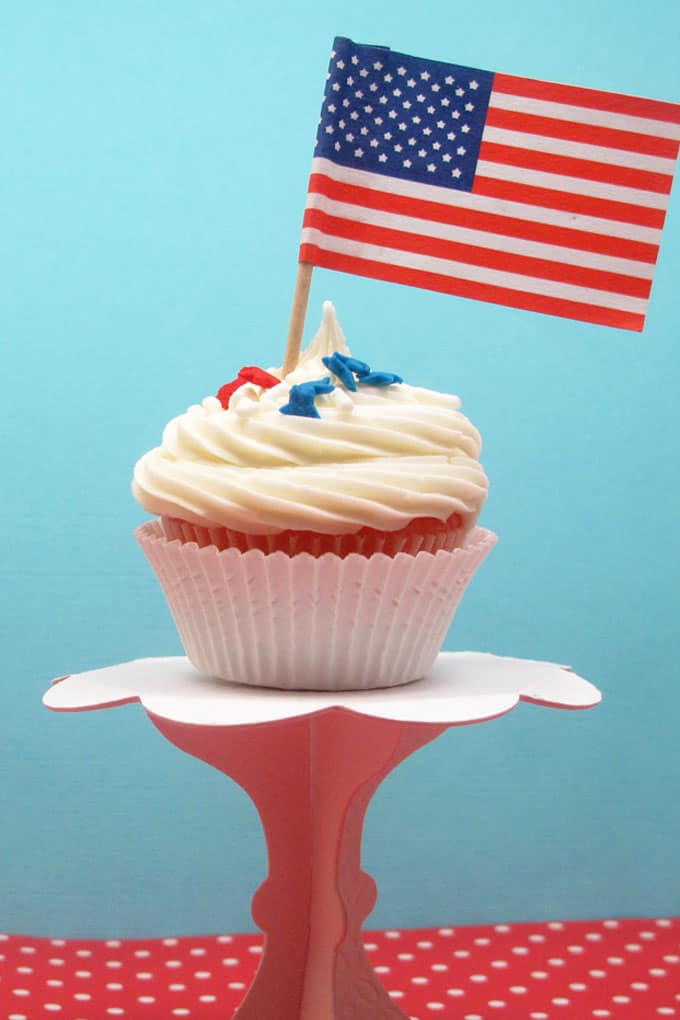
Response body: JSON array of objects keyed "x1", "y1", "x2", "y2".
[{"x1": 1, "y1": 917, "x2": 678, "y2": 1019}]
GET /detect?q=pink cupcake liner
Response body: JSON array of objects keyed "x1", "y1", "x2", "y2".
[{"x1": 136, "y1": 521, "x2": 497, "y2": 691}]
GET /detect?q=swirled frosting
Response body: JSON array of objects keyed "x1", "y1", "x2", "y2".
[{"x1": 132, "y1": 303, "x2": 488, "y2": 535}]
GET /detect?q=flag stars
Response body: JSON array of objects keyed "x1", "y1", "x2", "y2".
[
  {"x1": 354, "y1": 89, "x2": 363, "y2": 98},
  {"x1": 392, "y1": 88, "x2": 402, "y2": 96},
  {"x1": 370, "y1": 138, "x2": 379, "y2": 147},
  {"x1": 447, "y1": 131, "x2": 456, "y2": 139},
  {"x1": 354, "y1": 148, "x2": 364, "y2": 157},
  {"x1": 420, "y1": 70, "x2": 431, "y2": 80},
  {"x1": 398, "y1": 121, "x2": 407, "y2": 130},
  {"x1": 432, "y1": 141, "x2": 441, "y2": 150},
  {"x1": 416, "y1": 93, "x2": 426, "y2": 102},
  {"x1": 456, "y1": 145, "x2": 466, "y2": 154},
  {"x1": 465, "y1": 102, "x2": 474, "y2": 111},
  {"x1": 370, "y1": 83, "x2": 379, "y2": 92},
  {"x1": 408, "y1": 137, "x2": 417, "y2": 145},
  {"x1": 359, "y1": 67, "x2": 369, "y2": 77},
  {"x1": 427, "y1": 105, "x2": 435, "y2": 114},
  {"x1": 469, "y1": 80, "x2": 479, "y2": 89},
  {"x1": 345, "y1": 133, "x2": 354, "y2": 142},
  {"x1": 332, "y1": 82, "x2": 341, "y2": 91},
  {"x1": 437, "y1": 120, "x2": 445, "y2": 128},
  {"x1": 427, "y1": 163, "x2": 436, "y2": 171},
  {"x1": 336, "y1": 59, "x2": 345, "y2": 69},
  {"x1": 442, "y1": 152, "x2": 452, "y2": 162},
  {"x1": 403, "y1": 158, "x2": 412, "y2": 167},
  {"x1": 334, "y1": 140, "x2": 341, "y2": 151},
  {"x1": 374, "y1": 116, "x2": 383, "y2": 125},
  {"x1": 402, "y1": 100, "x2": 412, "y2": 108},
  {"x1": 407, "y1": 78, "x2": 416, "y2": 87},
  {"x1": 431, "y1": 82, "x2": 441, "y2": 92},
  {"x1": 360, "y1": 126, "x2": 369, "y2": 135},
  {"x1": 378, "y1": 153, "x2": 388, "y2": 162},
  {"x1": 350, "y1": 111, "x2": 359, "y2": 120},
  {"x1": 461, "y1": 123, "x2": 470, "y2": 132},
  {"x1": 445, "y1": 75, "x2": 455, "y2": 85},
  {"x1": 373, "y1": 60, "x2": 383, "y2": 70},
  {"x1": 328, "y1": 104, "x2": 336, "y2": 113},
  {"x1": 384, "y1": 131, "x2": 392, "y2": 139},
  {"x1": 452, "y1": 167, "x2": 462, "y2": 177},
  {"x1": 325, "y1": 125, "x2": 334, "y2": 134},
  {"x1": 380, "y1": 95, "x2": 389, "y2": 104},
  {"x1": 394, "y1": 143, "x2": 403, "y2": 152},
  {"x1": 441, "y1": 97, "x2": 450, "y2": 106},
  {"x1": 423, "y1": 127, "x2": 432, "y2": 135},
  {"x1": 412, "y1": 115, "x2": 421, "y2": 123},
  {"x1": 397, "y1": 65, "x2": 407, "y2": 75},
  {"x1": 384, "y1": 73, "x2": 393, "y2": 82},
  {"x1": 347, "y1": 76, "x2": 354, "y2": 86},
  {"x1": 388, "y1": 109, "x2": 398, "y2": 118},
  {"x1": 342, "y1": 98, "x2": 350, "y2": 107},
  {"x1": 364, "y1": 104, "x2": 373, "y2": 113},
  {"x1": 418, "y1": 147, "x2": 427, "y2": 157},
  {"x1": 451, "y1": 109, "x2": 461, "y2": 118},
  {"x1": 351, "y1": 54, "x2": 359, "y2": 64},
  {"x1": 455, "y1": 87, "x2": 465, "y2": 96},
  {"x1": 339, "y1": 119, "x2": 346, "y2": 128}
]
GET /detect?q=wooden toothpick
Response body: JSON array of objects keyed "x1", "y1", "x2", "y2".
[{"x1": 282, "y1": 262, "x2": 313, "y2": 377}]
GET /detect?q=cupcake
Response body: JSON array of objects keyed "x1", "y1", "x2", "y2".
[{"x1": 133, "y1": 302, "x2": 495, "y2": 690}]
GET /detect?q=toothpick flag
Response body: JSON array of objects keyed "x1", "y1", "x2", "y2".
[{"x1": 301, "y1": 37, "x2": 680, "y2": 331}]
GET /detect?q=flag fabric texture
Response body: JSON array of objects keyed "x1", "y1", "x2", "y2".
[{"x1": 301, "y1": 37, "x2": 680, "y2": 331}]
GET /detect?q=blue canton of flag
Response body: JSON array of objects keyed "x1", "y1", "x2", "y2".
[{"x1": 315, "y1": 38, "x2": 494, "y2": 193}]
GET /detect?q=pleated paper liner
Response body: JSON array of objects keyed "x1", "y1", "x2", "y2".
[
  {"x1": 137, "y1": 522, "x2": 497, "y2": 691},
  {"x1": 160, "y1": 511, "x2": 469, "y2": 558}
]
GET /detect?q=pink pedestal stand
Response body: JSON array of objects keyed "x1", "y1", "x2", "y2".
[{"x1": 44, "y1": 653, "x2": 600, "y2": 1020}]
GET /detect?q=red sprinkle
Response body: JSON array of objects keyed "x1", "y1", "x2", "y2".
[{"x1": 216, "y1": 366, "x2": 281, "y2": 409}]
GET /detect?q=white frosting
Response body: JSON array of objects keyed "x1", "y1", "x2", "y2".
[{"x1": 132, "y1": 303, "x2": 488, "y2": 535}]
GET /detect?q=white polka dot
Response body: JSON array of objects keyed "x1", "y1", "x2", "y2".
[
  {"x1": 46, "y1": 981, "x2": 63, "y2": 988},
  {"x1": 651, "y1": 968, "x2": 668, "y2": 977},
  {"x1": 19, "y1": 946, "x2": 36, "y2": 954},
  {"x1": 589, "y1": 970, "x2": 607, "y2": 978},
  {"x1": 447, "y1": 988, "x2": 465, "y2": 997},
  {"x1": 474, "y1": 937, "x2": 491, "y2": 946},
  {"x1": 412, "y1": 976, "x2": 429, "y2": 985},
  {"x1": 548, "y1": 958, "x2": 566, "y2": 967},
  {"x1": 464, "y1": 1015, "x2": 483, "y2": 1020},
  {"x1": 510, "y1": 986, "x2": 527, "y2": 994},
  {"x1": 626, "y1": 943, "x2": 643, "y2": 952},
  {"x1": 0, "y1": 933, "x2": 10, "y2": 940},
  {"x1": 568, "y1": 945, "x2": 584, "y2": 954},
  {"x1": 75, "y1": 971, "x2": 91, "y2": 979},
  {"x1": 603, "y1": 920, "x2": 620, "y2": 929},
  {"x1": 593, "y1": 1012, "x2": 611, "y2": 1018},
  {"x1": 470, "y1": 974, "x2": 488, "y2": 983},
  {"x1": 640, "y1": 931, "x2": 657, "y2": 940},
  {"x1": 134, "y1": 949, "x2": 151, "y2": 958},
  {"x1": 8, "y1": 1015, "x2": 27, "y2": 1020},
  {"x1": 106, "y1": 982, "x2": 124, "y2": 991},
  {"x1": 12, "y1": 991, "x2": 30, "y2": 997},
  {"x1": 426, "y1": 1005, "x2": 445, "y2": 1012},
  {"x1": 222, "y1": 958, "x2": 240, "y2": 966},
  {"x1": 613, "y1": 996, "x2": 631, "y2": 1004},
  {"x1": 454, "y1": 950, "x2": 470, "y2": 958},
  {"x1": 74, "y1": 995, "x2": 91, "y2": 1002},
  {"x1": 656, "y1": 919, "x2": 673, "y2": 928},
  {"x1": 530, "y1": 1014, "x2": 549, "y2": 1019},
  {"x1": 107, "y1": 1011, "x2": 125, "y2": 1017},
  {"x1": 431, "y1": 963, "x2": 448, "y2": 972},
  {"x1": 570, "y1": 983, "x2": 588, "y2": 991},
  {"x1": 491, "y1": 960, "x2": 508, "y2": 969},
  {"x1": 512, "y1": 946, "x2": 529, "y2": 955},
  {"x1": 190, "y1": 947, "x2": 207, "y2": 955},
  {"x1": 194, "y1": 971, "x2": 212, "y2": 979},
  {"x1": 438, "y1": 927, "x2": 455, "y2": 936},
  {"x1": 48, "y1": 959, "x2": 65, "y2": 967},
  {"x1": 106, "y1": 940, "x2": 122, "y2": 947},
  {"x1": 165, "y1": 960, "x2": 182, "y2": 969},
  {"x1": 418, "y1": 940, "x2": 434, "y2": 949},
  {"x1": 169, "y1": 984, "x2": 186, "y2": 992},
  {"x1": 106, "y1": 960, "x2": 123, "y2": 969},
  {"x1": 137, "y1": 998, "x2": 156, "y2": 1005},
  {"x1": 388, "y1": 991, "x2": 405, "y2": 999},
  {"x1": 548, "y1": 922, "x2": 565, "y2": 930},
  {"x1": 16, "y1": 966, "x2": 33, "y2": 974},
  {"x1": 163, "y1": 938, "x2": 179, "y2": 946},
  {"x1": 398, "y1": 952, "x2": 415, "y2": 961},
  {"x1": 494, "y1": 925, "x2": 511, "y2": 933},
  {"x1": 217, "y1": 934, "x2": 233, "y2": 943},
  {"x1": 172, "y1": 1011, "x2": 190, "y2": 1017},
  {"x1": 552, "y1": 999, "x2": 571, "y2": 1006},
  {"x1": 375, "y1": 965, "x2": 390, "y2": 974},
  {"x1": 531, "y1": 971, "x2": 549, "y2": 980},
  {"x1": 488, "y1": 1001, "x2": 506, "y2": 1009},
  {"x1": 664, "y1": 956, "x2": 680, "y2": 964},
  {"x1": 607, "y1": 956, "x2": 624, "y2": 965},
  {"x1": 44, "y1": 1006, "x2": 62, "y2": 1013},
  {"x1": 228, "y1": 982, "x2": 246, "y2": 990},
  {"x1": 586, "y1": 932, "x2": 603, "y2": 941},
  {"x1": 199, "y1": 996, "x2": 217, "y2": 1004},
  {"x1": 529, "y1": 934, "x2": 545, "y2": 943},
  {"x1": 248, "y1": 945, "x2": 263, "y2": 955},
  {"x1": 364, "y1": 942, "x2": 378, "y2": 951},
  {"x1": 75, "y1": 950, "x2": 92, "y2": 957},
  {"x1": 657, "y1": 1010, "x2": 676, "y2": 1016},
  {"x1": 136, "y1": 972, "x2": 153, "y2": 980},
  {"x1": 631, "y1": 982, "x2": 649, "y2": 991},
  {"x1": 385, "y1": 930, "x2": 402, "y2": 939},
  {"x1": 50, "y1": 939, "x2": 66, "y2": 946}
]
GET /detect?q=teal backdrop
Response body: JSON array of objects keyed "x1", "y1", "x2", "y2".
[{"x1": 2, "y1": 0, "x2": 679, "y2": 937}]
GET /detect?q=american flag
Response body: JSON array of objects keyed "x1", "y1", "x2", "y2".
[{"x1": 301, "y1": 37, "x2": 680, "y2": 331}]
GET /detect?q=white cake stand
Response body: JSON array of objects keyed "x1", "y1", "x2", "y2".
[{"x1": 44, "y1": 653, "x2": 600, "y2": 1020}]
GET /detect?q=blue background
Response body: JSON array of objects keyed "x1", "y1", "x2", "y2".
[{"x1": 1, "y1": 0, "x2": 678, "y2": 938}]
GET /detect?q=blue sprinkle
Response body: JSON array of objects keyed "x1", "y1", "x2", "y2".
[
  {"x1": 322, "y1": 352, "x2": 372, "y2": 391},
  {"x1": 359, "y1": 371, "x2": 403, "y2": 386},
  {"x1": 280, "y1": 377, "x2": 335, "y2": 418}
]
